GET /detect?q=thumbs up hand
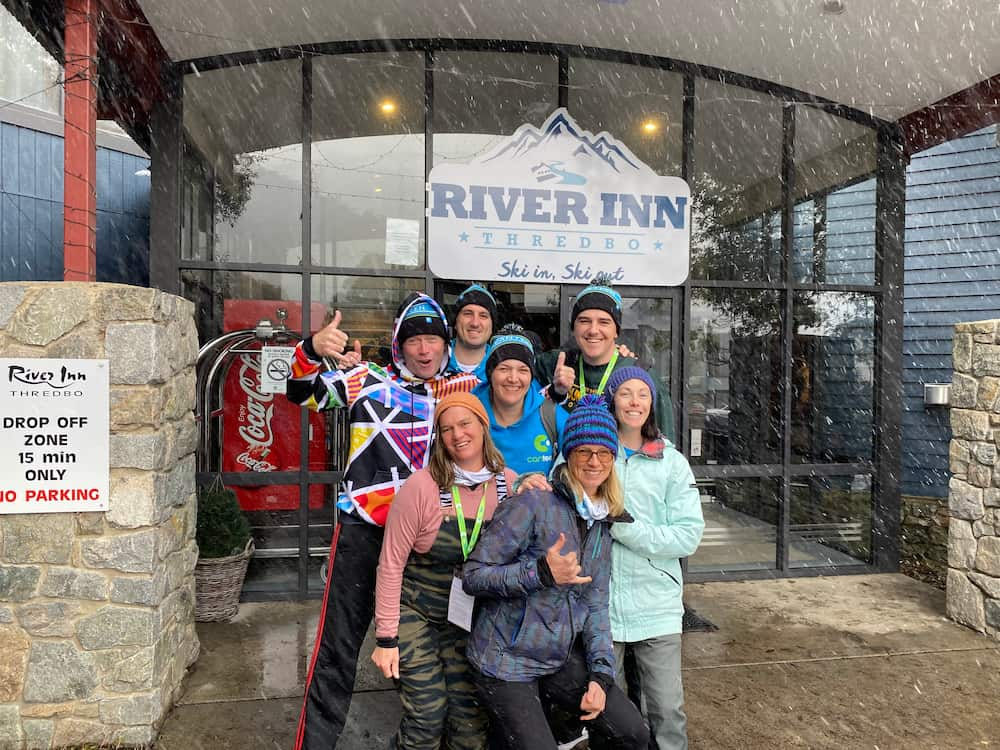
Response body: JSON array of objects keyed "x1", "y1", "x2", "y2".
[
  {"x1": 312, "y1": 310, "x2": 349, "y2": 358},
  {"x1": 552, "y1": 351, "x2": 575, "y2": 398}
]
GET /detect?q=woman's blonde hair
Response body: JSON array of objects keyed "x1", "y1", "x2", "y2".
[
  {"x1": 428, "y1": 412, "x2": 505, "y2": 488},
  {"x1": 556, "y1": 456, "x2": 625, "y2": 517}
]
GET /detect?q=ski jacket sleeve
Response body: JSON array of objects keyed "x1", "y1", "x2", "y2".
[
  {"x1": 286, "y1": 337, "x2": 366, "y2": 411},
  {"x1": 462, "y1": 491, "x2": 548, "y2": 599}
]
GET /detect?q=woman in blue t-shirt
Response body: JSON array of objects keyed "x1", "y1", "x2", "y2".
[{"x1": 473, "y1": 324, "x2": 568, "y2": 477}]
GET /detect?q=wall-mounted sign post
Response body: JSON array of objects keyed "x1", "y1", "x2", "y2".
[
  {"x1": 0, "y1": 358, "x2": 109, "y2": 513},
  {"x1": 427, "y1": 108, "x2": 691, "y2": 286}
]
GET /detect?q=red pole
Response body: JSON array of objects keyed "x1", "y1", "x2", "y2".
[{"x1": 63, "y1": 0, "x2": 98, "y2": 282}]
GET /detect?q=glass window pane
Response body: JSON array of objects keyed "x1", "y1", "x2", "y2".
[
  {"x1": 181, "y1": 141, "x2": 215, "y2": 262},
  {"x1": 241, "y1": 484, "x2": 316, "y2": 596},
  {"x1": 181, "y1": 269, "x2": 304, "y2": 344},
  {"x1": 307, "y1": 482, "x2": 337, "y2": 596},
  {"x1": 183, "y1": 60, "x2": 303, "y2": 265},
  {"x1": 691, "y1": 79, "x2": 784, "y2": 282},
  {"x1": 433, "y1": 51, "x2": 559, "y2": 167},
  {"x1": 790, "y1": 474, "x2": 872, "y2": 568},
  {"x1": 0, "y1": 6, "x2": 62, "y2": 114},
  {"x1": 792, "y1": 292, "x2": 875, "y2": 463},
  {"x1": 793, "y1": 106, "x2": 877, "y2": 284},
  {"x1": 688, "y1": 289, "x2": 783, "y2": 466},
  {"x1": 621, "y1": 297, "x2": 673, "y2": 396},
  {"x1": 567, "y1": 59, "x2": 683, "y2": 177},
  {"x1": 311, "y1": 53, "x2": 426, "y2": 270},
  {"x1": 687, "y1": 477, "x2": 780, "y2": 573},
  {"x1": 310, "y1": 275, "x2": 425, "y2": 368}
]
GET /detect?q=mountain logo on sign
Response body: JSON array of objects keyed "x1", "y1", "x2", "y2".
[{"x1": 482, "y1": 109, "x2": 647, "y2": 177}]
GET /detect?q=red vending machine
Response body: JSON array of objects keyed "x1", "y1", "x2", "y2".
[{"x1": 220, "y1": 301, "x2": 328, "y2": 511}]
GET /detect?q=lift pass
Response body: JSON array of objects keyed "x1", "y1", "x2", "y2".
[{"x1": 448, "y1": 575, "x2": 475, "y2": 632}]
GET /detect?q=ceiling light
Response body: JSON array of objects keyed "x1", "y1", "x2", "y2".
[
  {"x1": 379, "y1": 100, "x2": 397, "y2": 115},
  {"x1": 374, "y1": 187, "x2": 383, "y2": 193},
  {"x1": 821, "y1": 0, "x2": 846, "y2": 14}
]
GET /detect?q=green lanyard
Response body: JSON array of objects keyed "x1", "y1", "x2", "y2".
[
  {"x1": 578, "y1": 349, "x2": 619, "y2": 396},
  {"x1": 451, "y1": 483, "x2": 489, "y2": 560}
]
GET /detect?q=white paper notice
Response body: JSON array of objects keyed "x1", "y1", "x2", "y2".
[
  {"x1": 0, "y1": 358, "x2": 109, "y2": 514},
  {"x1": 385, "y1": 217, "x2": 420, "y2": 266},
  {"x1": 447, "y1": 575, "x2": 475, "y2": 632},
  {"x1": 690, "y1": 428, "x2": 702, "y2": 458},
  {"x1": 260, "y1": 346, "x2": 295, "y2": 394}
]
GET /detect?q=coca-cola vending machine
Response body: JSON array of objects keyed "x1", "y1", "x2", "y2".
[{"x1": 220, "y1": 301, "x2": 328, "y2": 511}]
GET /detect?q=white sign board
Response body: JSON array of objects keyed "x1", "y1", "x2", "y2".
[
  {"x1": 427, "y1": 108, "x2": 691, "y2": 286},
  {"x1": 259, "y1": 346, "x2": 295, "y2": 395},
  {"x1": 0, "y1": 358, "x2": 109, "y2": 514}
]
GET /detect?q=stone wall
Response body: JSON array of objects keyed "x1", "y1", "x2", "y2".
[
  {"x1": 0, "y1": 282, "x2": 200, "y2": 749},
  {"x1": 946, "y1": 319, "x2": 1000, "y2": 641}
]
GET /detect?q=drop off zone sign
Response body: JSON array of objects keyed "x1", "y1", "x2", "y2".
[{"x1": 0, "y1": 358, "x2": 109, "y2": 513}]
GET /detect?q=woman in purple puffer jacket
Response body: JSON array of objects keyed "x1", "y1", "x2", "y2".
[{"x1": 462, "y1": 395, "x2": 649, "y2": 750}]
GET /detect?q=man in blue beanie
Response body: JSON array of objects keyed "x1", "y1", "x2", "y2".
[
  {"x1": 534, "y1": 273, "x2": 674, "y2": 442},
  {"x1": 448, "y1": 283, "x2": 500, "y2": 383}
]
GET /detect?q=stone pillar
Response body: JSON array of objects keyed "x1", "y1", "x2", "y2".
[
  {"x1": 0, "y1": 282, "x2": 199, "y2": 749},
  {"x1": 946, "y1": 319, "x2": 1000, "y2": 642}
]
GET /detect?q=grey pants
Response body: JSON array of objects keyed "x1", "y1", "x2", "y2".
[{"x1": 614, "y1": 635, "x2": 687, "y2": 750}]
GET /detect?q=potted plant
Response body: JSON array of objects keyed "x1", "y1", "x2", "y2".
[{"x1": 194, "y1": 478, "x2": 254, "y2": 622}]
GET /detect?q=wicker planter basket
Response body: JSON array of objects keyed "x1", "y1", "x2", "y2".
[{"x1": 194, "y1": 540, "x2": 254, "y2": 622}]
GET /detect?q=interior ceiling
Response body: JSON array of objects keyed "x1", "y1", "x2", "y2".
[{"x1": 134, "y1": 0, "x2": 1000, "y2": 120}]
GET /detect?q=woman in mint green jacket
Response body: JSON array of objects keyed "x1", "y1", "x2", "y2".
[{"x1": 605, "y1": 367, "x2": 704, "y2": 750}]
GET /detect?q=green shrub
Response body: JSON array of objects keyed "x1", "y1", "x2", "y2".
[{"x1": 196, "y1": 482, "x2": 252, "y2": 558}]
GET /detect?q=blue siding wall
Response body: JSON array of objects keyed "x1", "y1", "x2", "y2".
[
  {"x1": 0, "y1": 123, "x2": 63, "y2": 281},
  {"x1": 902, "y1": 125, "x2": 1000, "y2": 497},
  {"x1": 96, "y1": 147, "x2": 150, "y2": 286},
  {"x1": 0, "y1": 121, "x2": 149, "y2": 285}
]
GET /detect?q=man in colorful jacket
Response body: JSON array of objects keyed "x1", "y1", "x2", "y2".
[{"x1": 286, "y1": 293, "x2": 479, "y2": 750}]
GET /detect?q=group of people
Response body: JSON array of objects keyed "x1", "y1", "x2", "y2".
[{"x1": 285, "y1": 278, "x2": 705, "y2": 750}]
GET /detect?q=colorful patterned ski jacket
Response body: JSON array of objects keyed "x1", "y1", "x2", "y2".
[
  {"x1": 463, "y1": 477, "x2": 630, "y2": 689},
  {"x1": 286, "y1": 294, "x2": 479, "y2": 526}
]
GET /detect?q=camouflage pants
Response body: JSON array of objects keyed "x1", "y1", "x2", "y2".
[{"x1": 393, "y1": 605, "x2": 487, "y2": 750}]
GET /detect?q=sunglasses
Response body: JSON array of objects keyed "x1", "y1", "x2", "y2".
[{"x1": 571, "y1": 447, "x2": 616, "y2": 465}]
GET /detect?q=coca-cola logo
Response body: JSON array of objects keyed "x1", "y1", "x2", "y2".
[
  {"x1": 236, "y1": 451, "x2": 277, "y2": 472},
  {"x1": 236, "y1": 354, "x2": 275, "y2": 449}
]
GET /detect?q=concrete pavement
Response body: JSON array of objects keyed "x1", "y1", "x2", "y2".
[{"x1": 155, "y1": 574, "x2": 1000, "y2": 749}]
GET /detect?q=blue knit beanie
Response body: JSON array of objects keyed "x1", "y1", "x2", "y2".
[
  {"x1": 561, "y1": 394, "x2": 618, "y2": 459},
  {"x1": 605, "y1": 366, "x2": 657, "y2": 408},
  {"x1": 571, "y1": 272, "x2": 623, "y2": 333},
  {"x1": 455, "y1": 283, "x2": 499, "y2": 330}
]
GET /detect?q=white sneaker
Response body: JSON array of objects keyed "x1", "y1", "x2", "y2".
[{"x1": 556, "y1": 728, "x2": 589, "y2": 750}]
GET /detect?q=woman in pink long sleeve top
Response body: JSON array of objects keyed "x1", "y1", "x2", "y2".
[{"x1": 373, "y1": 391, "x2": 517, "y2": 750}]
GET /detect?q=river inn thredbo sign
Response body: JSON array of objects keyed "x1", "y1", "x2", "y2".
[{"x1": 427, "y1": 108, "x2": 691, "y2": 286}]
